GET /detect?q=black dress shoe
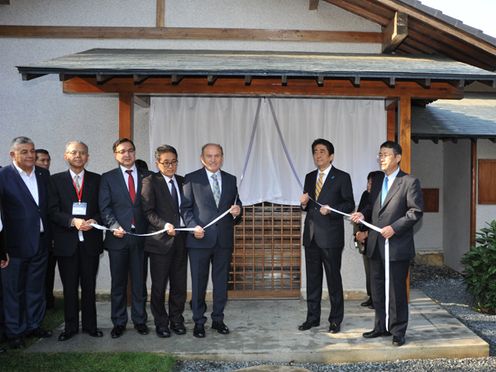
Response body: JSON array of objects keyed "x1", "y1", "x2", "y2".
[
  {"x1": 9, "y1": 337, "x2": 25, "y2": 349},
  {"x1": 362, "y1": 329, "x2": 392, "y2": 338},
  {"x1": 58, "y1": 330, "x2": 78, "y2": 341},
  {"x1": 193, "y1": 324, "x2": 206, "y2": 338},
  {"x1": 360, "y1": 297, "x2": 373, "y2": 307},
  {"x1": 392, "y1": 335, "x2": 406, "y2": 346},
  {"x1": 134, "y1": 323, "x2": 149, "y2": 335},
  {"x1": 170, "y1": 322, "x2": 186, "y2": 335},
  {"x1": 28, "y1": 327, "x2": 52, "y2": 338},
  {"x1": 111, "y1": 325, "x2": 125, "y2": 339},
  {"x1": 328, "y1": 322, "x2": 341, "y2": 334},
  {"x1": 155, "y1": 327, "x2": 171, "y2": 338},
  {"x1": 0, "y1": 346, "x2": 6, "y2": 353},
  {"x1": 298, "y1": 320, "x2": 320, "y2": 331},
  {"x1": 211, "y1": 321, "x2": 230, "y2": 335},
  {"x1": 83, "y1": 329, "x2": 103, "y2": 337}
]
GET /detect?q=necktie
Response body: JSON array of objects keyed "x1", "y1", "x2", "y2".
[
  {"x1": 169, "y1": 179, "x2": 179, "y2": 213},
  {"x1": 126, "y1": 169, "x2": 136, "y2": 203},
  {"x1": 381, "y1": 176, "x2": 389, "y2": 206},
  {"x1": 74, "y1": 174, "x2": 81, "y2": 192},
  {"x1": 315, "y1": 172, "x2": 324, "y2": 199},
  {"x1": 211, "y1": 173, "x2": 221, "y2": 207}
]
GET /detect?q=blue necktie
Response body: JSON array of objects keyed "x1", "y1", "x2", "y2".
[{"x1": 381, "y1": 176, "x2": 388, "y2": 206}]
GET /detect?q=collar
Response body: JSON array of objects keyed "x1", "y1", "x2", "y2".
[
  {"x1": 13, "y1": 161, "x2": 35, "y2": 177},
  {"x1": 69, "y1": 169, "x2": 85, "y2": 179},
  {"x1": 205, "y1": 169, "x2": 221, "y2": 179},
  {"x1": 317, "y1": 164, "x2": 332, "y2": 177},
  {"x1": 120, "y1": 164, "x2": 137, "y2": 174}
]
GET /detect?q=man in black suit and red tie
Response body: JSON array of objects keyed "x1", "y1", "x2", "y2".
[
  {"x1": 99, "y1": 138, "x2": 149, "y2": 338},
  {"x1": 351, "y1": 141, "x2": 423, "y2": 347},
  {"x1": 299, "y1": 138, "x2": 355, "y2": 334},
  {"x1": 181, "y1": 143, "x2": 242, "y2": 338},
  {"x1": 0, "y1": 136, "x2": 52, "y2": 349},
  {"x1": 49, "y1": 141, "x2": 104, "y2": 341},
  {"x1": 141, "y1": 145, "x2": 187, "y2": 338}
]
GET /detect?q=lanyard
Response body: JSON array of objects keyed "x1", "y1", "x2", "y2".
[{"x1": 72, "y1": 175, "x2": 85, "y2": 203}]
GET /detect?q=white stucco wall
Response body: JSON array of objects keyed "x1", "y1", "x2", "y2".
[
  {"x1": 476, "y1": 139, "x2": 496, "y2": 232},
  {"x1": 411, "y1": 141, "x2": 444, "y2": 252},
  {"x1": 0, "y1": 1, "x2": 379, "y2": 295}
]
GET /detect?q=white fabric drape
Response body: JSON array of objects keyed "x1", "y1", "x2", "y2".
[{"x1": 149, "y1": 97, "x2": 386, "y2": 206}]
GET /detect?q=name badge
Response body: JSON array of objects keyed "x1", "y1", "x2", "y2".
[{"x1": 72, "y1": 202, "x2": 87, "y2": 216}]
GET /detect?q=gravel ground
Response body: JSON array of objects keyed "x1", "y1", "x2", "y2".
[{"x1": 174, "y1": 264, "x2": 496, "y2": 372}]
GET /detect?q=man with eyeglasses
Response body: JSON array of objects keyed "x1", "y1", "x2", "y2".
[
  {"x1": 48, "y1": 141, "x2": 103, "y2": 341},
  {"x1": 141, "y1": 145, "x2": 187, "y2": 338},
  {"x1": 99, "y1": 138, "x2": 150, "y2": 339},
  {"x1": 351, "y1": 141, "x2": 423, "y2": 347}
]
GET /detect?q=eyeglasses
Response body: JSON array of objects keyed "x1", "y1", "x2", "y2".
[
  {"x1": 377, "y1": 153, "x2": 395, "y2": 160},
  {"x1": 115, "y1": 149, "x2": 135, "y2": 155},
  {"x1": 158, "y1": 160, "x2": 178, "y2": 167}
]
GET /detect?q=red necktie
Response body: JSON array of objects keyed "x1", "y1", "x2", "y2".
[{"x1": 126, "y1": 170, "x2": 136, "y2": 203}]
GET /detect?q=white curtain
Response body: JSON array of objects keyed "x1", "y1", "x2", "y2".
[{"x1": 149, "y1": 97, "x2": 386, "y2": 206}]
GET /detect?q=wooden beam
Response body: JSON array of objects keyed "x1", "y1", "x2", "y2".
[
  {"x1": 309, "y1": 0, "x2": 319, "y2": 10},
  {"x1": 0, "y1": 25, "x2": 382, "y2": 43},
  {"x1": 324, "y1": 0, "x2": 391, "y2": 25},
  {"x1": 62, "y1": 77, "x2": 464, "y2": 100},
  {"x1": 382, "y1": 12, "x2": 408, "y2": 53},
  {"x1": 133, "y1": 75, "x2": 149, "y2": 85},
  {"x1": 386, "y1": 100, "x2": 397, "y2": 141},
  {"x1": 134, "y1": 95, "x2": 150, "y2": 108},
  {"x1": 399, "y1": 96, "x2": 411, "y2": 173},
  {"x1": 0, "y1": 0, "x2": 10, "y2": 4},
  {"x1": 118, "y1": 93, "x2": 134, "y2": 139},
  {"x1": 207, "y1": 75, "x2": 217, "y2": 86},
  {"x1": 156, "y1": 0, "x2": 165, "y2": 28},
  {"x1": 470, "y1": 139, "x2": 477, "y2": 248}
]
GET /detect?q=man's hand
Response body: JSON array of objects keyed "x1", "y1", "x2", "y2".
[
  {"x1": 0, "y1": 253, "x2": 9, "y2": 269},
  {"x1": 165, "y1": 223, "x2": 176, "y2": 237},
  {"x1": 193, "y1": 225, "x2": 204, "y2": 239},
  {"x1": 381, "y1": 225, "x2": 395, "y2": 239},
  {"x1": 230, "y1": 205, "x2": 241, "y2": 218},
  {"x1": 72, "y1": 218, "x2": 86, "y2": 230},
  {"x1": 320, "y1": 205, "x2": 331, "y2": 215},
  {"x1": 112, "y1": 226, "x2": 126, "y2": 238},
  {"x1": 300, "y1": 193, "x2": 309, "y2": 208},
  {"x1": 355, "y1": 231, "x2": 368, "y2": 243},
  {"x1": 350, "y1": 212, "x2": 364, "y2": 224}
]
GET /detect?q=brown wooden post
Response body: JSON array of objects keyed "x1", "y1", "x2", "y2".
[
  {"x1": 398, "y1": 96, "x2": 411, "y2": 173},
  {"x1": 386, "y1": 100, "x2": 397, "y2": 141},
  {"x1": 470, "y1": 139, "x2": 477, "y2": 248},
  {"x1": 119, "y1": 92, "x2": 134, "y2": 139}
]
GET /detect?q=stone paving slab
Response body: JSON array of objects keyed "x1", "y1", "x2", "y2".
[{"x1": 26, "y1": 289, "x2": 488, "y2": 363}]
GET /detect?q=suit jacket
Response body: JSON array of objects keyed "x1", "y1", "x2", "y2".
[
  {"x1": 302, "y1": 166, "x2": 355, "y2": 249},
  {"x1": 99, "y1": 167, "x2": 150, "y2": 251},
  {"x1": 0, "y1": 200, "x2": 5, "y2": 261},
  {"x1": 361, "y1": 170, "x2": 423, "y2": 261},
  {"x1": 0, "y1": 164, "x2": 50, "y2": 258},
  {"x1": 181, "y1": 168, "x2": 242, "y2": 249},
  {"x1": 49, "y1": 170, "x2": 103, "y2": 257},
  {"x1": 141, "y1": 172, "x2": 185, "y2": 255}
]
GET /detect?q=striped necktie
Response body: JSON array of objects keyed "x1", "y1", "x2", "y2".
[
  {"x1": 211, "y1": 173, "x2": 221, "y2": 207},
  {"x1": 315, "y1": 172, "x2": 324, "y2": 199}
]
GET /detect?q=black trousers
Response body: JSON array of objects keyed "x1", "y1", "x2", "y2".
[
  {"x1": 304, "y1": 240, "x2": 344, "y2": 325},
  {"x1": 57, "y1": 242, "x2": 100, "y2": 333},
  {"x1": 108, "y1": 238, "x2": 146, "y2": 327},
  {"x1": 148, "y1": 239, "x2": 187, "y2": 328},
  {"x1": 188, "y1": 246, "x2": 232, "y2": 326},
  {"x1": 369, "y1": 246, "x2": 410, "y2": 337}
]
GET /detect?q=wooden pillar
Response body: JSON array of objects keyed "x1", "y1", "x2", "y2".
[
  {"x1": 398, "y1": 96, "x2": 411, "y2": 173},
  {"x1": 119, "y1": 92, "x2": 134, "y2": 139},
  {"x1": 470, "y1": 139, "x2": 477, "y2": 248},
  {"x1": 386, "y1": 100, "x2": 397, "y2": 141},
  {"x1": 156, "y1": 0, "x2": 165, "y2": 28}
]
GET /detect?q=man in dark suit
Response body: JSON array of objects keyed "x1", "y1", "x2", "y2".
[
  {"x1": 99, "y1": 138, "x2": 149, "y2": 338},
  {"x1": 181, "y1": 143, "x2": 242, "y2": 338},
  {"x1": 49, "y1": 141, "x2": 104, "y2": 341},
  {"x1": 0, "y1": 136, "x2": 52, "y2": 349},
  {"x1": 141, "y1": 145, "x2": 187, "y2": 338},
  {"x1": 35, "y1": 148, "x2": 56, "y2": 310},
  {"x1": 299, "y1": 138, "x2": 355, "y2": 334},
  {"x1": 0, "y1": 205, "x2": 9, "y2": 353},
  {"x1": 351, "y1": 141, "x2": 423, "y2": 347}
]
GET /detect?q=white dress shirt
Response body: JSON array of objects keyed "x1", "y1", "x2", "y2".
[{"x1": 13, "y1": 162, "x2": 44, "y2": 232}]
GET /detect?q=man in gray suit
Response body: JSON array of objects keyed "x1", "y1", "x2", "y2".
[
  {"x1": 351, "y1": 141, "x2": 423, "y2": 347},
  {"x1": 181, "y1": 143, "x2": 242, "y2": 338},
  {"x1": 99, "y1": 138, "x2": 149, "y2": 338}
]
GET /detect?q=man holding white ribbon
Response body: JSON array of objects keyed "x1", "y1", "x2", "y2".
[
  {"x1": 299, "y1": 138, "x2": 355, "y2": 334},
  {"x1": 181, "y1": 143, "x2": 242, "y2": 338},
  {"x1": 351, "y1": 141, "x2": 423, "y2": 347}
]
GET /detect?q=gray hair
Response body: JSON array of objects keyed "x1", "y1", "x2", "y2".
[
  {"x1": 154, "y1": 144, "x2": 177, "y2": 160},
  {"x1": 201, "y1": 143, "x2": 223, "y2": 156},
  {"x1": 65, "y1": 140, "x2": 89, "y2": 153},
  {"x1": 10, "y1": 136, "x2": 34, "y2": 152}
]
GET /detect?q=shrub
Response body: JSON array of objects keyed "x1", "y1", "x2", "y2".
[{"x1": 462, "y1": 220, "x2": 496, "y2": 314}]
